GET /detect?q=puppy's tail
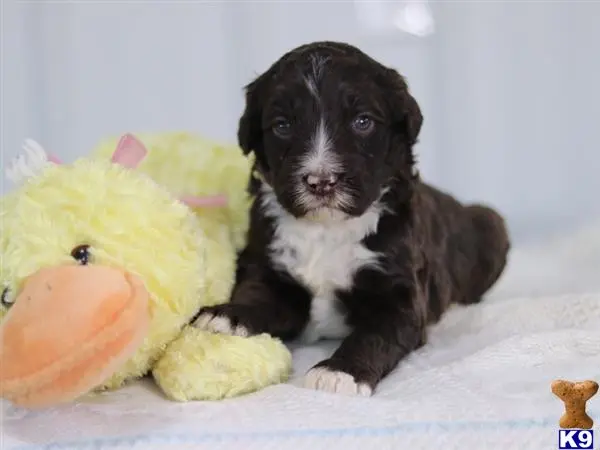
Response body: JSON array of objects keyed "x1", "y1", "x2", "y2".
[{"x1": 464, "y1": 204, "x2": 511, "y2": 302}]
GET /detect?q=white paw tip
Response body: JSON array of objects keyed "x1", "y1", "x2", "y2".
[
  {"x1": 303, "y1": 367, "x2": 373, "y2": 397},
  {"x1": 193, "y1": 313, "x2": 249, "y2": 337}
]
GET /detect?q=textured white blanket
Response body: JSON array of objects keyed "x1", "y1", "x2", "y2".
[{"x1": 2, "y1": 222, "x2": 600, "y2": 450}]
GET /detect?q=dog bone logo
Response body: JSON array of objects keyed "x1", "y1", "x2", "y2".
[{"x1": 552, "y1": 379, "x2": 599, "y2": 429}]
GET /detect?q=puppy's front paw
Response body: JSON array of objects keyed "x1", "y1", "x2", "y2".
[
  {"x1": 192, "y1": 304, "x2": 251, "y2": 337},
  {"x1": 303, "y1": 366, "x2": 373, "y2": 397}
]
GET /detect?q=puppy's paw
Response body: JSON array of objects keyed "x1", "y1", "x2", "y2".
[
  {"x1": 192, "y1": 305, "x2": 251, "y2": 337},
  {"x1": 303, "y1": 366, "x2": 373, "y2": 397}
]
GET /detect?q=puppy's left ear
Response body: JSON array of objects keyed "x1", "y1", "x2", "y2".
[{"x1": 385, "y1": 69, "x2": 423, "y2": 147}]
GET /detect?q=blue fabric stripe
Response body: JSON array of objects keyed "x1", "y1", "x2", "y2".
[{"x1": 9, "y1": 411, "x2": 590, "y2": 450}]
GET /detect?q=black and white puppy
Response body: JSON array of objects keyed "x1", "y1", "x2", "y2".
[{"x1": 194, "y1": 41, "x2": 510, "y2": 396}]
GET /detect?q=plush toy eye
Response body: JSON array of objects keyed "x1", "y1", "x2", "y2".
[
  {"x1": 71, "y1": 245, "x2": 91, "y2": 265},
  {"x1": 1, "y1": 286, "x2": 14, "y2": 308}
]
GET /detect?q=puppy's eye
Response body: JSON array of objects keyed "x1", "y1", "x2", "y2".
[
  {"x1": 71, "y1": 244, "x2": 91, "y2": 265},
  {"x1": 272, "y1": 118, "x2": 292, "y2": 138},
  {"x1": 351, "y1": 114, "x2": 375, "y2": 135},
  {"x1": 1, "y1": 286, "x2": 14, "y2": 308}
]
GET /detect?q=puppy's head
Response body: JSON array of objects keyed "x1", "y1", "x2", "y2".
[{"x1": 238, "y1": 41, "x2": 423, "y2": 221}]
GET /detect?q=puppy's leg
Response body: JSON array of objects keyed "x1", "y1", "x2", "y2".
[
  {"x1": 193, "y1": 259, "x2": 311, "y2": 340},
  {"x1": 461, "y1": 204, "x2": 511, "y2": 304},
  {"x1": 304, "y1": 275, "x2": 424, "y2": 396}
]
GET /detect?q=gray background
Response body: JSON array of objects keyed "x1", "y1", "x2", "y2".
[{"x1": 3, "y1": 0, "x2": 599, "y2": 244}]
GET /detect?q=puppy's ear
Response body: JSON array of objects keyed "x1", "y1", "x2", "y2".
[
  {"x1": 238, "y1": 74, "x2": 273, "y2": 194},
  {"x1": 237, "y1": 78, "x2": 264, "y2": 156},
  {"x1": 402, "y1": 92, "x2": 423, "y2": 147},
  {"x1": 385, "y1": 69, "x2": 423, "y2": 147}
]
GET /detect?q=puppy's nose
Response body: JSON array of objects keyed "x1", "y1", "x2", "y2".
[{"x1": 303, "y1": 173, "x2": 339, "y2": 195}]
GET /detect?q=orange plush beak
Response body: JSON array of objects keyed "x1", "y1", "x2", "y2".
[{"x1": 0, "y1": 265, "x2": 149, "y2": 408}]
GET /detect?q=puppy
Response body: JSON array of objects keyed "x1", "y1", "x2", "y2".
[{"x1": 194, "y1": 41, "x2": 510, "y2": 396}]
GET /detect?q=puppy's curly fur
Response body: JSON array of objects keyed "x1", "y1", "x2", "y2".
[{"x1": 194, "y1": 41, "x2": 510, "y2": 396}]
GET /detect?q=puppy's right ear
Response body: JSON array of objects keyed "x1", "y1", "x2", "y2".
[
  {"x1": 238, "y1": 74, "x2": 272, "y2": 194},
  {"x1": 237, "y1": 78, "x2": 264, "y2": 156}
]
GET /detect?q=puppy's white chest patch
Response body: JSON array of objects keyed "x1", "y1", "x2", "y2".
[{"x1": 262, "y1": 191, "x2": 382, "y2": 342}]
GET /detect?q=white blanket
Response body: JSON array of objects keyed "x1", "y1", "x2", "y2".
[{"x1": 3, "y1": 222, "x2": 600, "y2": 450}]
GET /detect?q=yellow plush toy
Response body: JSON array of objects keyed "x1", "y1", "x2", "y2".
[{"x1": 0, "y1": 132, "x2": 292, "y2": 408}]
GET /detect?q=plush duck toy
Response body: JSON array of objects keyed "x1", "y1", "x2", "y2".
[{"x1": 0, "y1": 132, "x2": 292, "y2": 408}]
